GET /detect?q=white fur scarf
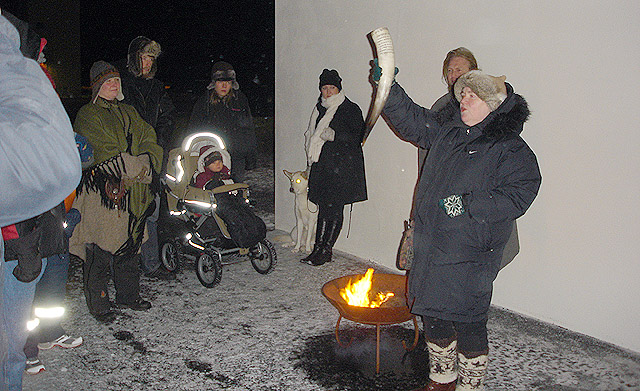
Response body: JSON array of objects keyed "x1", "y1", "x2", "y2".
[{"x1": 304, "y1": 91, "x2": 345, "y2": 165}]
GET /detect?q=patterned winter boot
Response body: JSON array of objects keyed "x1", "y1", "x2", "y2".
[
  {"x1": 455, "y1": 351, "x2": 488, "y2": 391},
  {"x1": 412, "y1": 339, "x2": 458, "y2": 391}
]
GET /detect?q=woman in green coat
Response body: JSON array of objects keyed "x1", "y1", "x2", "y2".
[{"x1": 70, "y1": 61, "x2": 163, "y2": 323}]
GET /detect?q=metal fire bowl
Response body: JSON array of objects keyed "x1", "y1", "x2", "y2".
[{"x1": 322, "y1": 273, "x2": 413, "y2": 325}]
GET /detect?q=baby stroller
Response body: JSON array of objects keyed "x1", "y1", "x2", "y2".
[{"x1": 161, "y1": 132, "x2": 276, "y2": 288}]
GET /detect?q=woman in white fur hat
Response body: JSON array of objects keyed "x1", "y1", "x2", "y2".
[{"x1": 379, "y1": 67, "x2": 541, "y2": 391}]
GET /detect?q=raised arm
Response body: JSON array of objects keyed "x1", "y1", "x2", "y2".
[{"x1": 383, "y1": 83, "x2": 443, "y2": 149}]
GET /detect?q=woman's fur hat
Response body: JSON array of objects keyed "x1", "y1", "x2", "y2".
[
  {"x1": 454, "y1": 70, "x2": 507, "y2": 111},
  {"x1": 207, "y1": 61, "x2": 239, "y2": 90},
  {"x1": 90, "y1": 60, "x2": 124, "y2": 103},
  {"x1": 127, "y1": 36, "x2": 162, "y2": 78}
]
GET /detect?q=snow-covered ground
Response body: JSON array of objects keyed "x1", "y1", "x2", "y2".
[{"x1": 22, "y1": 149, "x2": 640, "y2": 390}]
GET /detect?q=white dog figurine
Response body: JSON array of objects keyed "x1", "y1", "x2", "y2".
[{"x1": 283, "y1": 170, "x2": 318, "y2": 253}]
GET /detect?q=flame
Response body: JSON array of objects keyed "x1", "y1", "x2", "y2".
[{"x1": 339, "y1": 268, "x2": 395, "y2": 308}]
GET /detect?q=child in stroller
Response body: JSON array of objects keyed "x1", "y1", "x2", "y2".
[
  {"x1": 192, "y1": 147, "x2": 233, "y2": 190},
  {"x1": 161, "y1": 132, "x2": 276, "y2": 287}
]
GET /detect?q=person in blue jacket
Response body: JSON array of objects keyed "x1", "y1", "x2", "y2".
[{"x1": 379, "y1": 68, "x2": 541, "y2": 391}]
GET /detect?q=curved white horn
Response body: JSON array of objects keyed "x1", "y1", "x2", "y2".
[{"x1": 363, "y1": 27, "x2": 395, "y2": 145}]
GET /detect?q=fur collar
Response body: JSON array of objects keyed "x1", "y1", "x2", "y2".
[{"x1": 480, "y1": 92, "x2": 530, "y2": 139}]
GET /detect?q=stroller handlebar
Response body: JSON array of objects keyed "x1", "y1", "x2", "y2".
[{"x1": 210, "y1": 183, "x2": 249, "y2": 194}]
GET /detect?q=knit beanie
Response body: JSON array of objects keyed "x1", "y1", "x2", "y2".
[
  {"x1": 207, "y1": 61, "x2": 239, "y2": 90},
  {"x1": 454, "y1": 70, "x2": 507, "y2": 111},
  {"x1": 319, "y1": 69, "x2": 342, "y2": 91},
  {"x1": 90, "y1": 60, "x2": 124, "y2": 103},
  {"x1": 204, "y1": 151, "x2": 223, "y2": 166}
]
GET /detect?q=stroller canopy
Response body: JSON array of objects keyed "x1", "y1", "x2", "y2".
[{"x1": 166, "y1": 132, "x2": 232, "y2": 186}]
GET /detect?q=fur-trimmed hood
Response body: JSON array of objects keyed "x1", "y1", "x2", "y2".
[
  {"x1": 127, "y1": 36, "x2": 161, "y2": 78},
  {"x1": 436, "y1": 83, "x2": 530, "y2": 139}
]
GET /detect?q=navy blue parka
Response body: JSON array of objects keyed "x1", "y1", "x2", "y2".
[{"x1": 383, "y1": 82, "x2": 541, "y2": 323}]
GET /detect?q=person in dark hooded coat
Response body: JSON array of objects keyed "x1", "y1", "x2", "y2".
[
  {"x1": 118, "y1": 36, "x2": 177, "y2": 281},
  {"x1": 301, "y1": 69, "x2": 367, "y2": 266},
  {"x1": 382, "y1": 70, "x2": 541, "y2": 391},
  {"x1": 119, "y1": 36, "x2": 175, "y2": 157}
]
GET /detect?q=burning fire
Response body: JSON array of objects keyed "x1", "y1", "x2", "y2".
[{"x1": 339, "y1": 268, "x2": 395, "y2": 308}]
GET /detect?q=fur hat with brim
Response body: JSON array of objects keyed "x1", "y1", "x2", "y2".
[
  {"x1": 207, "y1": 61, "x2": 239, "y2": 90},
  {"x1": 90, "y1": 60, "x2": 124, "y2": 103},
  {"x1": 127, "y1": 36, "x2": 162, "y2": 78},
  {"x1": 454, "y1": 70, "x2": 507, "y2": 111}
]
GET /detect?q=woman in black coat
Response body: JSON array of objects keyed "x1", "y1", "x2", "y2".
[
  {"x1": 382, "y1": 70, "x2": 541, "y2": 390},
  {"x1": 302, "y1": 69, "x2": 367, "y2": 266},
  {"x1": 189, "y1": 61, "x2": 257, "y2": 183}
]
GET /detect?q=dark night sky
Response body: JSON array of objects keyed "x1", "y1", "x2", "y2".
[{"x1": 2, "y1": 0, "x2": 275, "y2": 116}]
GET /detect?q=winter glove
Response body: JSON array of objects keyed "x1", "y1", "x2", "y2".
[
  {"x1": 150, "y1": 171, "x2": 163, "y2": 195},
  {"x1": 4, "y1": 217, "x2": 42, "y2": 283},
  {"x1": 64, "y1": 208, "x2": 81, "y2": 238},
  {"x1": 438, "y1": 194, "x2": 465, "y2": 218},
  {"x1": 13, "y1": 249, "x2": 42, "y2": 283},
  {"x1": 75, "y1": 133, "x2": 94, "y2": 169},
  {"x1": 371, "y1": 58, "x2": 399, "y2": 85},
  {"x1": 320, "y1": 127, "x2": 335, "y2": 142}
]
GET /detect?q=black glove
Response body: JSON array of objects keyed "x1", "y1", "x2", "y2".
[
  {"x1": 4, "y1": 217, "x2": 43, "y2": 282},
  {"x1": 150, "y1": 171, "x2": 163, "y2": 195},
  {"x1": 64, "y1": 208, "x2": 82, "y2": 238}
]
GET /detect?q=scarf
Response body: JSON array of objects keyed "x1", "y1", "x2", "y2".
[{"x1": 305, "y1": 91, "x2": 345, "y2": 165}]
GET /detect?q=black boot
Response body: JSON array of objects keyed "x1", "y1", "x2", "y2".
[
  {"x1": 301, "y1": 218, "x2": 329, "y2": 264},
  {"x1": 309, "y1": 219, "x2": 342, "y2": 266},
  {"x1": 84, "y1": 244, "x2": 115, "y2": 322}
]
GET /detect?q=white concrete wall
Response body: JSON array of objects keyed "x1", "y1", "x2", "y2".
[{"x1": 275, "y1": 1, "x2": 640, "y2": 353}]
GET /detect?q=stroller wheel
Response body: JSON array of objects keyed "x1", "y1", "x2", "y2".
[
  {"x1": 161, "y1": 241, "x2": 181, "y2": 272},
  {"x1": 249, "y1": 239, "x2": 277, "y2": 275},
  {"x1": 196, "y1": 250, "x2": 223, "y2": 288}
]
